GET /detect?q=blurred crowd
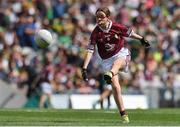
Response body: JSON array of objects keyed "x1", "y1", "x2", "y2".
[{"x1": 0, "y1": 0, "x2": 179, "y2": 107}]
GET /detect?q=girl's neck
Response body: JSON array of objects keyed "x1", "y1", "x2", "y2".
[{"x1": 103, "y1": 20, "x2": 110, "y2": 30}]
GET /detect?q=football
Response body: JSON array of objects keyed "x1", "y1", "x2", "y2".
[{"x1": 35, "y1": 29, "x2": 53, "y2": 48}]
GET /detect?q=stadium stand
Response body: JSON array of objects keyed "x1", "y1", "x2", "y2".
[{"x1": 0, "y1": 0, "x2": 179, "y2": 109}]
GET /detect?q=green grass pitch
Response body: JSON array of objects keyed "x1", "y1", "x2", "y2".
[{"x1": 0, "y1": 108, "x2": 180, "y2": 126}]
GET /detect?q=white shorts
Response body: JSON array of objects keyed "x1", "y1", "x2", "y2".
[
  {"x1": 102, "y1": 47, "x2": 131, "y2": 73},
  {"x1": 41, "y1": 82, "x2": 53, "y2": 94},
  {"x1": 102, "y1": 47, "x2": 131, "y2": 90},
  {"x1": 105, "y1": 84, "x2": 113, "y2": 90}
]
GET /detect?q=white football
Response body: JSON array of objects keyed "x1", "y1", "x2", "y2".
[{"x1": 35, "y1": 29, "x2": 53, "y2": 48}]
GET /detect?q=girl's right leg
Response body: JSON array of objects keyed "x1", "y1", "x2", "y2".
[{"x1": 111, "y1": 74, "x2": 129, "y2": 123}]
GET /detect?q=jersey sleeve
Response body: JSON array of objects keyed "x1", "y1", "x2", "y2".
[
  {"x1": 87, "y1": 28, "x2": 97, "y2": 52},
  {"x1": 116, "y1": 23, "x2": 132, "y2": 37}
]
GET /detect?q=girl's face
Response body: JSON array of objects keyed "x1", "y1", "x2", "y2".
[{"x1": 96, "y1": 11, "x2": 108, "y2": 29}]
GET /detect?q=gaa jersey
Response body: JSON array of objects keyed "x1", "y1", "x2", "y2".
[{"x1": 88, "y1": 21, "x2": 132, "y2": 59}]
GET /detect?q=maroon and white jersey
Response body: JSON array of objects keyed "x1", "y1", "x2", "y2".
[{"x1": 88, "y1": 21, "x2": 132, "y2": 59}]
